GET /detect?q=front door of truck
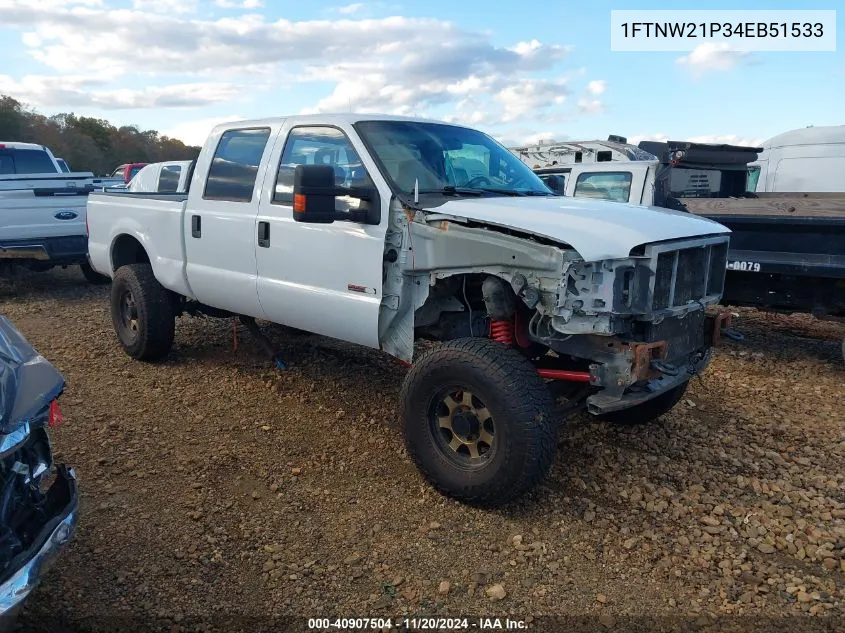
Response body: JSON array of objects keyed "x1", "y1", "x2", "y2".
[
  {"x1": 255, "y1": 124, "x2": 388, "y2": 348},
  {"x1": 183, "y1": 126, "x2": 276, "y2": 318}
]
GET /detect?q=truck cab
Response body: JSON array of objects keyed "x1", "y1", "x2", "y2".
[{"x1": 86, "y1": 115, "x2": 733, "y2": 506}]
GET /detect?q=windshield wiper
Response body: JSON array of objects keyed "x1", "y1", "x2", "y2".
[{"x1": 417, "y1": 186, "x2": 484, "y2": 196}]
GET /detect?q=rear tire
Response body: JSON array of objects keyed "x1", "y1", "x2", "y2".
[
  {"x1": 399, "y1": 338, "x2": 557, "y2": 507},
  {"x1": 598, "y1": 380, "x2": 689, "y2": 426},
  {"x1": 80, "y1": 261, "x2": 110, "y2": 285},
  {"x1": 110, "y1": 264, "x2": 175, "y2": 361}
]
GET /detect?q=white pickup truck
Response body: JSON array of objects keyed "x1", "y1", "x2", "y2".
[
  {"x1": 0, "y1": 142, "x2": 108, "y2": 282},
  {"x1": 86, "y1": 114, "x2": 734, "y2": 506}
]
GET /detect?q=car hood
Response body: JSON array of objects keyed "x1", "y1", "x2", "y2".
[{"x1": 429, "y1": 196, "x2": 730, "y2": 261}]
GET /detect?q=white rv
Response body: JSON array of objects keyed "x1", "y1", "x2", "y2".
[{"x1": 748, "y1": 125, "x2": 845, "y2": 193}]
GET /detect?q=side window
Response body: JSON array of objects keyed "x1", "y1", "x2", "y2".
[
  {"x1": 157, "y1": 165, "x2": 182, "y2": 193},
  {"x1": 274, "y1": 126, "x2": 373, "y2": 213},
  {"x1": 112, "y1": 167, "x2": 124, "y2": 177},
  {"x1": 203, "y1": 127, "x2": 271, "y2": 202},
  {"x1": 574, "y1": 171, "x2": 633, "y2": 202}
]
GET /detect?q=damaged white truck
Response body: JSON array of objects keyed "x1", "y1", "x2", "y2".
[{"x1": 86, "y1": 115, "x2": 735, "y2": 506}]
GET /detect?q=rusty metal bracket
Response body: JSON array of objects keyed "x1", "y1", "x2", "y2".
[
  {"x1": 631, "y1": 340, "x2": 669, "y2": 381},
  {"x1": 707, "y1": 310, "x2": 733, "y2": 347}
]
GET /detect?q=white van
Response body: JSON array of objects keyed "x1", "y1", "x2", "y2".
[{"x1": 748, "y1": 125, "x2": 845, "y2": 193}]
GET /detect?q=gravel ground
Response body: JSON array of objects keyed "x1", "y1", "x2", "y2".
[{"x1": 1, "y1": 267, "x2": 843, "y2": 633}]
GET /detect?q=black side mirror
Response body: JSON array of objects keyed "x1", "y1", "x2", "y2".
[
  {"x1": 292, "y1": 164, "x2": 381, "y2": 225},
  {"x1": 293, "y1": 164, "x2": 337, "y2": 224}
]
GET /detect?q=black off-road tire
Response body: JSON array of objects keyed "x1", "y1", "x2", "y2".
[
  {"x1": 399, "y1": 338, "x2": 557, "y2": 507},
  {"x1": 110, "y1": 264, "x2": 175, "y2": 361},
  {"x1": 598, "y1": 380, "x2": 690, "y2": 426},
  {"x1": 80, "y1": 261, "x2": 110, "y2": 285}
]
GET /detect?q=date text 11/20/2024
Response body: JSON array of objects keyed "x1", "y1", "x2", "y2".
[{"x1": 307, "y1": 617, "x2": 529, "y2": 630}]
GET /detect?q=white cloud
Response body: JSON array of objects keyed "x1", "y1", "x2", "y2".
[
  {"x1": 577, "y1": 98, "x2": 603, "y2": 114},
  {"x1": 133, "y1": 0, "x2": 197, "y2": 13},
  {"x1": 336, "y1": 2, "x2": 364, "y2": 14},
  {"x1": 676, "y1": 43, "x2": 749, "y2": 75},
  {"x1": 586, "y1": 80, "x2": 606, "y2": 96},
  {"x1": 495, "y1": 79, "x2": 568, "y2": 122},
  {"x1": 214, "y1": 0, "x2": 263, "y2": 8},
  {"x1": 163, "y1": 114, "x2": 245, "y2": 145},
  {"x1": 0, "y1": 0, "x2": 596, "y2": 129},
  {"x1": 0, "y1": 74, "x2": 242, "y2": 109}
]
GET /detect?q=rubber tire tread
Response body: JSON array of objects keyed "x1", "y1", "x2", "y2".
[
  {"x1": 597, "y1": 380, "x2": 690, "y2": 426},
  {"x1": 399, "y1": 337, "x2": 557, "y2": 507},
  {"x1": 110, "y1": 263, "x2": 175, "y2": 361}
]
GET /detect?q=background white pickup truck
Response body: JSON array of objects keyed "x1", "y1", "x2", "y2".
[
  {"x1": 0, "y1": 142, "x2": 107, "y2": 283},
  {"x1": 87, "y1": 114, "x2": 733, "y2": 506}
]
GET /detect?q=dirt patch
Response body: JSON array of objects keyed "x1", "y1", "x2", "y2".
[{"x1": 2, "y1": 268, "x2": 842, "y2": 632}]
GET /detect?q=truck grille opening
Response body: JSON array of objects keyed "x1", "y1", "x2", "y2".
[{"x1": 650, "y1": 239, "x2": 728, "y2": 311}]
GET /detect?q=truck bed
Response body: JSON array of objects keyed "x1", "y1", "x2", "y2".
[
  {"x1": 86, "y1": 191, "x2": 191, "y2": 295},
  {"x1": 681, "y1": 193, "x2": 845, "y2": 317},
  {"x1": 682, "y1": 193, "x2": 845, "y2": 218}
]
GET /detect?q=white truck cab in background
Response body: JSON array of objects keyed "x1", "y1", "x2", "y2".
[
  {"x1": 86, "y1": 114, "x2": 733, "y2": 506},
  {"x1": 127, "y1": 160, "x2": 194, "y2": 193}
]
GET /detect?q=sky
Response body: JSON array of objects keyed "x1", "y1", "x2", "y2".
[{"x1": 0, "y1": 0, "x2": 842, "y2": 148}]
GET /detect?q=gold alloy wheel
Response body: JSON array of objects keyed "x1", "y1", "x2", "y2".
[{"x1": 432, "y1": 388, "x2": 495, "y2": 466}]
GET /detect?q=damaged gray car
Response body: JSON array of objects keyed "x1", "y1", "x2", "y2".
[{"x1": 0, "y1": 315, "x2": 77, "y2": 623}]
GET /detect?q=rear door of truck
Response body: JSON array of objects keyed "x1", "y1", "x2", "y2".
[{"x1": 182, "y1": 123, "x2": 281, "y2": 318}]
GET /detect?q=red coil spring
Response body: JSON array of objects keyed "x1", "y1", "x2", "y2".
[{"x1": 489, "y1": 319, "x2": 514, "y2": 345}]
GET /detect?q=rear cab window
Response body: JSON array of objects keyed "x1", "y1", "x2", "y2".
[
  {"x1": 573, "y1": 171, "x2": 633, "y2": 202},
  {"x1": 203, "y1": 128, "x2": 272, "y2": 202},
  {"x1": 157, "y1": 165, "x2": 182, "y2": 192},
  {"x1": 0, "y1": 148, "x2": 58, "y2": 175}
]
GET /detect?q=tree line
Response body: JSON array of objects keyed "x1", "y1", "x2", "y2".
[{"x1": 0, "y1": 95, "x2": 201, "y2": 176}]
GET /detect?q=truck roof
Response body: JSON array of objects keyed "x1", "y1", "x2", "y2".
[
  {"x1": 761, "y1": 125, "x2": 845, "y2": 149},
  {"x1": 211, "y1": 113, "x2": 469, "y2": 134},
  {"x1": 0, "y1": 141, "x2": 49, "y2": 151}
]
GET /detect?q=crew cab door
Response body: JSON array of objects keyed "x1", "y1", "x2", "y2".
[
  {"x1": 183, "y1": 125, "x2": 277, "y2": 318},
  {"x1": 254, "y1": 124, "x2": 388, "y2": 348}
]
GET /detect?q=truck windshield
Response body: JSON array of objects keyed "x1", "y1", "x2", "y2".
[{"x1": 355, "y1": 120, "x2": 553, "y2": 197}]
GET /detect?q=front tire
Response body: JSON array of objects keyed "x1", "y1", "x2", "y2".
[
  {"x1": 110, "y1": 264, "x2": 175, "y2": 361},
  {"x1": 598, "y1": 380, "x2": 689, "y2": 426},
  {"x1": 399, "y1": 338, "x2": 557, "y2": 507}
]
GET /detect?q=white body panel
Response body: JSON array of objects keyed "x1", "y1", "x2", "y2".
[
  {"x1": 254, "y1": 119, "x2": 387, "y2": 348},
  {"x1": 86, "y1": 194, "x2": 194, "y2": 297},
  {"x1": 434, "y1": 196, "x2": 729, "y2": 261},
  {"x1": 750, "y1": 125, "x2": 845, "y2": 193},
  {"x1": 0, "y1": 189, "x2": 88, "y2": 241}
]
